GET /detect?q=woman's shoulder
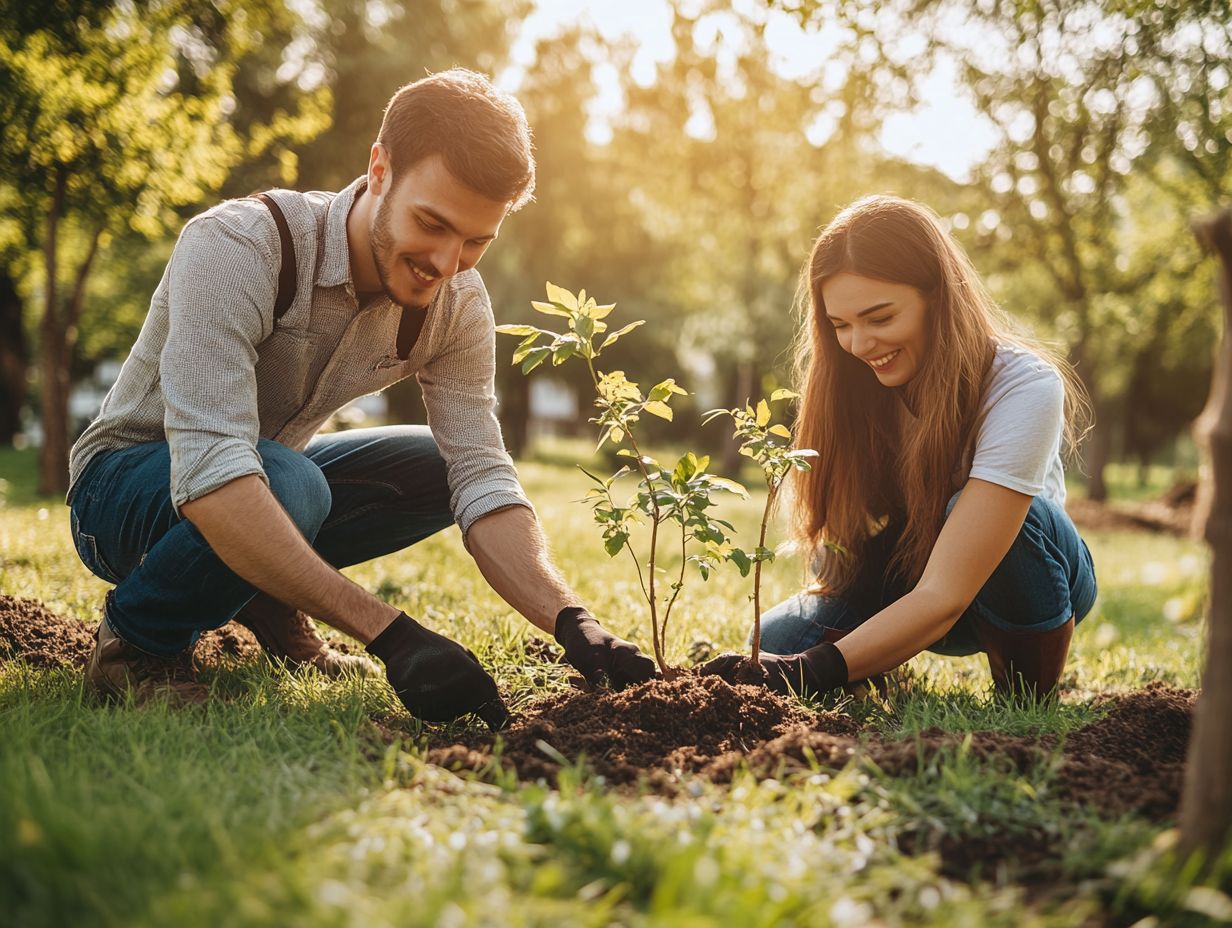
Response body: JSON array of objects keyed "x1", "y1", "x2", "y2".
[{"x1": 985, "y1": 342, "x2": 1064, "y2": 405}]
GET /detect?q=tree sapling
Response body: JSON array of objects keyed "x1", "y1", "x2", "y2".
[
  {"x1": 497, "y1": 283, "x2": 746, "y2": 678},
  {"x1": 704, "y1": 392, "x2": 818, "y2": 664}
]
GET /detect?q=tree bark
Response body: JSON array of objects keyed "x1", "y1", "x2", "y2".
[
  {"x1": 1178, "y1": 208, "x2": 1232, "y2": 861},
  {"x1": 0, "y1": 266, "x2": 27, "y2": 443}
]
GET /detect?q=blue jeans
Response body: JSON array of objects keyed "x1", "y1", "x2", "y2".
[
  {"x1": 759, "y1": 492, "x2": 1098, "y2": 657},
  {"x1": 69, "y1": 426, "x2": 454, "y2": 654}
]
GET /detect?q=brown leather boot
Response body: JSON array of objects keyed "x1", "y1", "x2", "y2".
[
  {"x1": 233, "y1": 592, "x2": 380, "y2": 678},
  {"x1": 86, "y1": 615, "x2": 210, "y2": 704},
  {"x1": 975, "y1": 615, "x2": 1075, "y2": 699}
]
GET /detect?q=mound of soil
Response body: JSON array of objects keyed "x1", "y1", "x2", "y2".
[
  {"x1": 0, "y1": 594, "x2": 264, "y2": 670},
  {"x1": 429, "y1": 672, "x2": 1195, "y2": 827},
  {"x1": 429, "y1": 673, "x2": 862, "y2": 787}
]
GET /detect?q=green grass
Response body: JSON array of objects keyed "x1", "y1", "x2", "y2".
[{"x1": 0, "y1": 446, "x2": 1227, "y2": 927}]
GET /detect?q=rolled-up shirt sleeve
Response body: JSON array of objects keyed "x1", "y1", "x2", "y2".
[
  {"x1": 160, "y1": 217, "x2": 275, "y2": 514},
  {"x1": 417, "y1": 282, "x2": 533, "y2": 536}
]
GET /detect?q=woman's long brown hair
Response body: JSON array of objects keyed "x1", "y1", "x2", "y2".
[{"x1": 791, "y1": 195, "x2": 1087, "y2": 593}]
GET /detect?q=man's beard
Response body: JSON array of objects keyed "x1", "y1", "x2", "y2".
[{"x1": 370, "y1": 199, "x2": 430, "y2": 310}]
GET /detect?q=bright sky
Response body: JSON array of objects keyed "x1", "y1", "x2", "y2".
[{"x1": 500, "y1": 0, "x2": 1000, "y2": 182}]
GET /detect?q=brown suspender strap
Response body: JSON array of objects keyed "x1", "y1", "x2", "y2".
[{"x1": 252, "y1": 193, "x2": 297, "y2": 320}]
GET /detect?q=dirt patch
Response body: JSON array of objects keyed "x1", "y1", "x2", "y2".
[
  {"x1": 428, "y1": 672, "x2": 1195, "y2": 826},
  {"x1": 429, "y1": 673, "x2": 861, "y2": 788},
  {"x1": 0, "y1": 594, "x2": 263, "y2": 671},
  {"x1": 1066, "y1": 481, "x2": 1197, "y2": 537}
]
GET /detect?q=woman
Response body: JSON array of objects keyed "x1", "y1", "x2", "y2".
[{"x1": 704, "y1": 195, "x2": 1097, "y2": 699}]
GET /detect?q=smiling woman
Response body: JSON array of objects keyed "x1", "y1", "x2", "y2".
[{"x1": 707, "y1": 195, "x2": 1098, "y2": 702}]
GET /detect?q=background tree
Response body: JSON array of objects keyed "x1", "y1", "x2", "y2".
[
  {"x1": 1179, "y1": 209, "x2": 1232, "y2": 865},
  {"x1": 0, "y1": 0, "x2": 330, "y2": 493}
]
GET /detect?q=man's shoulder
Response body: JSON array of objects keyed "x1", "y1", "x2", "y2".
[
  {"x1": 443, "y1": 269, "x2": 493, "y2": 314},
  {"x1": 188, "y1": 188, "x2": 336, "y2": 245}
]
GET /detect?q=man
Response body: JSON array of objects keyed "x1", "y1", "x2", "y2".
[{"x1": 67, "y1": 69, "x2": 655, "y2": 729}]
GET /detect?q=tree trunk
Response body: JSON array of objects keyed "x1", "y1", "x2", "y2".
[
  {"x1": 0, "y1": 266, "x2": 27, "y2": 443},
  {"x1": 37, "y1": 167, "x2": 66, "y2": 495},
  {"x1": 37, "y1": 166, "x2": 102, "y2": 496},
  {"x1": 1178, "y1": 208, "x2": 1232, "y2": 861},
  {"x1": 499, "y1": 372, "x2": 530, "y2": 460},
  {"x1": 720, "y1": 359, "x2": 757, "y2": 474}
]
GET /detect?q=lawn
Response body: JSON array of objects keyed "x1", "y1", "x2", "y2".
[{"x1": 0, "y1": 445, "x2": 1226, "y2": 927}]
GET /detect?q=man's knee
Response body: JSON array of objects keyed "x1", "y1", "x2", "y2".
[{"x1": 259, "y1": 440, "x2": 332, "y2": 536}]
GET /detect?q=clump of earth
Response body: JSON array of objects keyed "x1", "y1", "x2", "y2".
[{"x1": 0, "y1": 593, "x2": 266, "y2": 670}]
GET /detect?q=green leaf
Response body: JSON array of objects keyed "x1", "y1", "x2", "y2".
[
  {"x1": 592, "y1": 302, "x2": 616, "y2": 319},
  {"x1": 756, "y1": 399, "x2": 771, "y2": 427},
  {"x1": 551, "y1": 343, "x2": 576, "y2": 365},
  {"x1": 600, "y1": 320, "x2": 646, "y2": 350},
  {"x1": 604, "y1": 530, "x2": 629, "y2": 557},
  {"x1": 707, "y1": 476, "x2": 748, "y2": 498},
  {"x1": 649, "y1": 378, "x2": 688, "y2": 401},
  {"x1": 768, "y1": 423, "x2": 792, "y2": 439},
  {"x1": 520, "y1": 346, "x2": 551, "y2": 373},
  {"x1": 574, "y1": 314, "x2": 595, "y2": 341},
  {"x1": 786, "y1": 449, "x2": 820, "y2": 460},
  {"x1": 495, "y1": 324, "x2": 543, "y2": 337},
  {"x1": 531, "y1": 300, "x2": 571, "y2": 318},
  {"x1": 771, "y1": 388, "x2": 799, "y2": 402},
  {"x1": 643, "y1": 400, "x2": 673, "y2": 421},
  {"x1": 729, "y1": 548, "x2": 752, "y2": 577},
  {"x1": 544, "y1": 282, "x2": 579, "y2": 310},
  {"x1": 672, "y1": 452, "x2": 699, "y2": 486}
]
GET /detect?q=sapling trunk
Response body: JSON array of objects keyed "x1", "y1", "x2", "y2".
[
  {"x1": 750, "y1": 481, "x2": 779, "y2": 664},
  {"x1": 587, "y1": 358, "x2": 674, "y2": 679}
]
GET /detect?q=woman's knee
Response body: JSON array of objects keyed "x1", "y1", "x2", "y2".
[
  {"x1": 259, "y1": 440, "x2": 332, "y2": 536},
  {"x1": 757, "y1": 591, "x2": 847, "y2": 655}
]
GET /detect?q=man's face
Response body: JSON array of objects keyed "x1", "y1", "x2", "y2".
[{"x1": 368, "y1": 152, "x2": 507, "y2": 308}]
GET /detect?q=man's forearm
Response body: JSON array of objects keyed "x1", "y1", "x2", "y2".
[
  {"x1": 179, "y1": 474, "x2": 398, "y2": 643},
  {"x1": 465, "y1": 505, "x2": 576, "y2": 633}
]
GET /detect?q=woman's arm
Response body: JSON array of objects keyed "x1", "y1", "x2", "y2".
[{"x1": 835, "y1": 478, "x2": 1034, "y2": 681}]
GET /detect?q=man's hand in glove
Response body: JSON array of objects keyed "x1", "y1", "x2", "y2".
[
  {"x1": 700, "y1": 642, "x2": 848, "y2": 699},
  {"x1": 554, "y1": 606, "x2": 656, "y2": 690},
  {"x1": 366, "y1": 612, "x2": 510, "y2": 730}
]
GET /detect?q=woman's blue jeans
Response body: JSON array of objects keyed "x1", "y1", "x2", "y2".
[
  {"x1": 759, "y1": 492, "x2": 1098, "y2": 657},
  {"x1": 68, "y1": 425, "x2": 454, "y2": 655}
]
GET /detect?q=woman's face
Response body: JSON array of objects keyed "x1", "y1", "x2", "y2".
[{"x1": 820, "y1": 273, "x2": 928, "y2": 386}]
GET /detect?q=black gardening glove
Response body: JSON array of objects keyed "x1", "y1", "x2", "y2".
[
  {"x1": 367, "y1": 613, "x2": 510, "y2": 730},
  {"x1": 553, "y1": 606, "x2": 656, "y2": 690},
  {"x1": 700, "y1": 642, "x2": 849, "y2": 699}
]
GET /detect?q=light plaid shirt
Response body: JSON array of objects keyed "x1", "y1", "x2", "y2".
[{"x1": 68, "y1": 177, "x2": 531, "y2": 535}]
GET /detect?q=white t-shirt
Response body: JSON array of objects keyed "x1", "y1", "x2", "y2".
[{"x1": 960, "y1": 343, "x2": 1067, "y2": 504}]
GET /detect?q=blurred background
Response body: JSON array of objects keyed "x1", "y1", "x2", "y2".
[{"x1": 1, "y1": 0, "x2": 1227, "y2": 509}]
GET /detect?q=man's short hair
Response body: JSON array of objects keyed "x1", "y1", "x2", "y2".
[{"x1": 378, "y1": 68, "x2": 536, "y2": 211}]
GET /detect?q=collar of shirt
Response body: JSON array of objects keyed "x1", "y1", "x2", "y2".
[{"x1": 318, "y1": 176, "x2": 367, "y2": 289}]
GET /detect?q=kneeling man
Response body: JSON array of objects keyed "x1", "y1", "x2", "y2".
[{"x1": 67, "y1": 69, "x2": 653, "y2": 729}]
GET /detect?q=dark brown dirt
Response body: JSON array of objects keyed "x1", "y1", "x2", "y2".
[
  {"x1": 428, "y1": 670, "x2": 1195, "y2": 825},
  {"x1": 429, "y1": 673, "x2": 862, "y2": 788},
  {"x1": 0, "y1": 594, "x2": 264, "y2": 670}
]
